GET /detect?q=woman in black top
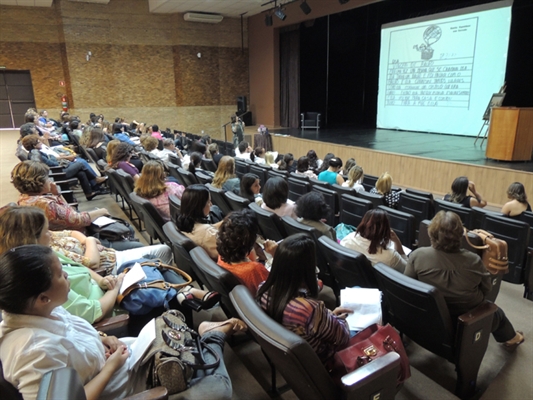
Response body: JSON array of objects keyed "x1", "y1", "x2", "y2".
[{"x1": 443, "y1": 176, "x2": 486, "y2": 208}]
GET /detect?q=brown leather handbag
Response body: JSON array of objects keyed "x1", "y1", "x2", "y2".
[
  {"x1": 464, "y1": 228, "x2": 509, "y2": 274},
  {"x1": 331, "y1": 323, "x2": 411, "y2": 385}
]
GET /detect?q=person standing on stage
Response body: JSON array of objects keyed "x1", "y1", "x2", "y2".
[{"x1": 231, "y1": 115, "x2": 245, "y2": 149}]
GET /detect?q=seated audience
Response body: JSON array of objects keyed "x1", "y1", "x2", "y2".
[
  {"x1": 341, "y1": 209, "x2": 407, "y2": 272},
  {"x1": 342, "y1": 165, "x2": 365, "y2": 192},
  {"x1": 264, "y1": 152, "x2": 278, "y2": 169},
  {"x1": 176, "y1": 185, "x2": 222, "y2": 260},
  {"x1": 134, "y1": 161, "x2": 185, "y2": 222},
  {"x1": 405, "y1": 211, "x2": 524, "y2": 350},
  {"x1": 341, "y1": 158, "x2": 356, "y2": 176},
  {"x1": 188, "y1": 151, "x2": 203, "y2": 175},
  {"x1": 212, "y1": 156, "x2": 240, "y2": 194},
  {"x1": 307, "y1": 149, "x2": 322, "y2": 172},
  {"x1": 235, "y1": 141, "x2": 252, "y2": 160},
  {"x1": 278, "y1": 153, "x2": 296, "y2": 173},
  {"x1": 105, "y1": 139, "x2": 121, "y2": 165},
  {"x1": 371, "y1": 172, "x2": 400, "y2": 209},
  {"x1": 295, "y1": 156, "x2": 317, "y2": 179},
  {"x1": 158, "y1": 138, "x2": 184, "y2": 163},
  {"x1": 253, "y1": 147, "x2": 266, "y2": 164},
  {"x1": 257, "y1": 234, "x2": 351, "y2": 365},
  {"x1": 208, "y1": 143, "x2": 224, "y2": 166},
  {"x1": 443, "y1": 176, "x2": 486, "y2": 208},
  {"x1": 261, "y1": 177, "x2": 297, "y2": 218},
  {"x1": 240, "y1": 173, "x2": 263, "y2": 205},
  {"x1": 318, "y1": 157, "x2": 344, "y2": 185},
  {"x1": 112, "y1": 122, "x2": 136, "y2": 146},
  {"x1": 216, "y1": 209, "x2": 274, "y2": 294},
  {"x1": 86, "y1": 127, "x2": 108, "y2": 161},
  {"x1": 0, "y1": 244, "x2": 243, "y2": 400},
  {"x1": 315, "y1": 152, "x2": 334, "y2": 175},
  {"x1": 296, "y1": 192, "x2": 336, "y2": 241},
  {"x1": 141, "y1": 135, "x2": 159, "y2": 156},
  {"x1": 13, "y1": 161, "x2": 109, "y2": 231},
  {"x1": 150, "y1": 124, "x2": 163, "y2": 140},
  {"x1": 110, "y1": 142, "x2": 140, "y2": 181},
  {"x1": 501, "y1": 182, "x2": 531, "y2": 218}
]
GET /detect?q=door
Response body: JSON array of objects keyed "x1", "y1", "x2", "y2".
[{"x1": 0, "y1": 71, "x2": 36, "y2": 129}]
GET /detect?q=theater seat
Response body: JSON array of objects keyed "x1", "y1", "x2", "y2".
[
  {"x1": 373, "y1": 263, "x2": 497, "y2": 399},
  {"x1": 229, "y1": 285, "x2": 401, "y2": 400}
]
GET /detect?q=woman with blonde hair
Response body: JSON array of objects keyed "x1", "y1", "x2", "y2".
[
  {"x1": 105, "y1": 139, "x2": 121, "y2": 165},
  {"x1": 212, "y1": 155, "x2": 240, "y2": 194},
  {"x1": 501, "y1": 182, "x2": 531, "y2": 218},
  {"x1": 264, "y1": 152, "x2": 278, "y2": 169},
  {"x1": 134, "y1": 161, "x2": 184, "y2": 221},
  {"x1": 342, "y1": 165, "x2": 365, "y2": 192},
  {"x1": 371, "y1": 172, "x2": 400, "y2": 208}
]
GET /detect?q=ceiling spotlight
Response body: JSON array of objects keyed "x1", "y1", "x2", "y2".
[
  {"x1": 265, "y1": 13, "x2": 273, "y2": 26},
  {"x1": 300, "y1": 1, "x2": 311, "y2": 15},
  {"x1": 274, "y1": 6, "x2": 286, "y2": 21},
  {"x1": 339, "y1": 0, "x2": 350, "y2": 4}
]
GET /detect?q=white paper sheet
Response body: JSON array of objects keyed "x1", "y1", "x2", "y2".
[
  {"x1": 119, "y1": 263, "x2": 146, "y2": 295},
  {"x1": 92, "y1": 216, "x2": 116, "y2": 227},
  {"x1": 340, "y1": 287, "x2": 382, "y2": 331},
  {"x1": 128, "y1": 318, "x2": 156, "y2": 370}
]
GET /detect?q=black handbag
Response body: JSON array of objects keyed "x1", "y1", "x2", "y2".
[{"x1": 87, "y1": 216, "x2": 135, "y2": 242}]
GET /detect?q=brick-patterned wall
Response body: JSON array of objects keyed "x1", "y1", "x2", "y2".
[{"x1": 0, "y1": 0, "x2": 249, "y2": 137}]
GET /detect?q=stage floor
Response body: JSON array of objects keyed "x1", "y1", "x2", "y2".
[{"x1": 268, "y1": 126, "x2": 533, "y2": 173}]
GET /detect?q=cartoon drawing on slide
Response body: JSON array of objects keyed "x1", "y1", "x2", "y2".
[{"x1": 413, "y1": 25, "x2": 442, "y2": 60}]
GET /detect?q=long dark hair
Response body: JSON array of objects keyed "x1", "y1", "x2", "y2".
[
  {"x1": 188, "y1": 152, "x2": 202, "y2": 174},
  {"x1": 316, "y1": 153, "x2": 335, "y2": 174},
  {"x1": 256, "y1": 234, "x2": 318, "y2": 323},
  {"x1": 0, "y1": 245, "x2": 55, "y2": 314},
  {"x1": 240, "y1": 173, "x2": 259, "y2": 202},
  {"x1": 449, "y1": 176, "x2": 469, "y2": 203},
  {"x1": 176, "y1": 184, "x2": 210, "y2": 233},
  {"x1": 356, "y1": 209, "x2": 391, "y2": 254}
]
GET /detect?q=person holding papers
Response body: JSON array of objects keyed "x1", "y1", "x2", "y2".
[
  {"x1": 0, "y1": 245, "x2": 242, "y2": 400},
  {"x1": 257, "y1": 234, "x2": 352, "y2": 365}
]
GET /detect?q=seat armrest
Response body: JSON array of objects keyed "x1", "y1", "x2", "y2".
[
  {"x1": 342, "y1": 352, "x2": 401, "y2": 400},
  {"x1": 49, "y1": 166, "x2": 64, "y2": 173},
  {"x1": 55, "y1": 179, "x2": 78, "y2": 191},
  {"x1": 457, "y1": 301, "x2": 498, "y2": 326},
  {"x1": 125, "y1": 387, "x2": 168, "y2": 400},
  {"x1": 93, "y1": 313, "x2": 129, "y2": 333}
]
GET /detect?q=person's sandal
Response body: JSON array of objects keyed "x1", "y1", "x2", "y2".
[
  {"x1": 176, "y1": 286, "x2": 202, "y2": 311},
  {"x1": 503, "y1": 331, "x2": 525, "y2": 353},
  {"x1": 198, "y1": 318, "x2": 248, "y2": 337},
  {"x1": 200, "y1": 291, "x2": 221, "y2": 310}
]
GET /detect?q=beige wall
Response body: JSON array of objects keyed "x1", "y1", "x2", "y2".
[
  {"x1": 0, "y1": 0, "x2": 248, "y2": 138},
  {"x1": 248, "y1": 0, "x2": 381, "y2": 126}
]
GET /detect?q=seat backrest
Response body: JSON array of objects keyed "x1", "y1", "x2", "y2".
[
  {"x1": 129, "y1": 192, "x2": 169, "y2": 245},
  {"x1": 287, "y1": 177, "x2": 310, "y2": 202},
  {"x1": 339, "y1": 194, "x2": 372, "y2": 228},
  {"x1": 397, "y1": 192, "x2": 435, "y2": 236},
  {"x1": 168, "y1": 194, "x2": 181, "y2": 223},
  {"x1": 373, "y1": 263, "x2": 455, "y2": 361},
  {"x1": 309, "y1": 178, "x2": 330, "y2": 189},
  {"x1": 167, "y1": 153, "x2": 182, "y2": 167},
  {"x1": 405, "y1": 188, "x2": 434, "y2": 200},
  {"x1": 249, "y1": 164, "x2": 270, "y2": 190},
  {"x1": 201, "y1": 157, "x2": 217, "y2": 172},
  {"x1": 331, "y1": 183, "x2": 355, "y2": 199},
  {"x1": 357, "y1": 190, "x2": 386, "y2": 208},
  {"x1": 229, "y1": 285, "x2": 340, "y2": 400},
  {"x1": 289, "y1": 171, "x2": 309, "y2": 181},
  {"x1": 163, "y1": 222, "x2": 206, "y2": 286},
  {"x1": 195, "y1": 170, "x2": 213, "y2": 185},
  {"x1": 318, "y1": 236, "x2": 379, "y2": 289},
  {"x1": 434, "y1": 199, "x2": 473, "y2": 228},
  {"x1": 310, "y1": 185, "x2": 338, "y2": 227},
  {"x1": 36, "y1": 367, "x2": 86, "y2": 400},
  {"x1": 177, "y1": 167, "x2": 199, "y2": 187},
  {"x1": 235, "y1": 160, "x2": 250, "y2": 179},
  {"x1": 0, "y1": 360, "x2": 23, "y2": 400},
  {"x1": 224, "y1": 191, "x2": 250, "y2": 212},
  {"x1": 206, "y1": 184, "x2": 233, "y2": 217},
  {"x1": 189, "y1": 247, "x2": 241, "y2": 318},
  {"x1": 519, "y1": 211, "x2": 533, "y2": 249},
  {"x1": 248, "y1": 202, "x2": 287, "y2": 241},
  {"x1": 84, "y1": 147, "x2": 103, "y2": 169},
  {"x1": 167, "y1": 163, "x2": 187, "y2": 187},
  {"x1": 378, "y1": 205, "x2": 416, "y2": 248},
  {"x1": 362, "y1": 174, "x2": 378, "y2": 192},
  {"x1": 470, "y1": 206, "x2": 504, "y2": 229},
  {"x1": 116, "y1": 169, "x2": 135, "y2": 193},
  {"x1": 481, "y1": 214, "x2": 530, "y2": 284},
  {"x1": 267, "y1": 169, "x2": 288, "y2": 181}
]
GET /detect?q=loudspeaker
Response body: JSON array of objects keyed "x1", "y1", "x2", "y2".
[{"x1": 237, "y1": 96, "x2": 247, "y2": 114}]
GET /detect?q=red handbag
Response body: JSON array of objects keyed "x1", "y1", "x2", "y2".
[{"x1": 331, "y1": 323, "x2": 411, "y2": 385}]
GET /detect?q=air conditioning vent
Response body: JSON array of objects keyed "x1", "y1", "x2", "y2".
[{"x1": 183, "y1": 12, "x2": 224, "y2": 24}]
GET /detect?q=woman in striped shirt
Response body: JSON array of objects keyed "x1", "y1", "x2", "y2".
[{"x1": 257, "y1": 234, "x2": 351, "y2": 364}]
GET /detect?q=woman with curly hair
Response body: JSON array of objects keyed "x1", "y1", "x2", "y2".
[
  {"x1": 443, "y1": 176, "x2": 486, "y2": 208},
  {"x1": 212, "y1": 156, "x2": 240, "y2": 194},
  {"x1": 13, "y1": 161, "x2": 109, "y2": 231},
  {"x1": 501, "y1": 182, "x2": 531, "y2": 218},
  {"x1": 406, "y1": 211, "x2": 524, "y2": 351},
  {"x1": 341, "y1": 208, "x2": 407, "y2": 272},
  {"x1": 110, "y1": 142, "x2": 141, "y2": 181},
  {"x1": 176, "y1": 185, "x2": 222, "y2": 260},
  {"x1": 216, "y1": 209, "x2": 276, "y2": 294},
  {"x1": 295, "y1": 192, "x2": 336, "y2": 240},
  {"x1": 134, "y1": 161, "x2": 185, "y2": 222}
]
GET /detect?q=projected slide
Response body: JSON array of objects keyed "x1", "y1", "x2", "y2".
[{"x1": 377, "y1": 1, "x2": 512, "y2": 136}]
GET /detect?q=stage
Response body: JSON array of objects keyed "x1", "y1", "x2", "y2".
[
  {"x1": 267, "y1": 126, "x2": 533, "y2": 173},
  {"x1": 247, "y1": 125, "x2": 533, "y2": 207}
]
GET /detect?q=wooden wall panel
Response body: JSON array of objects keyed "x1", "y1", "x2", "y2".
[{"x1": 271, "y1": 135, "x2": 533, "y2": 207}]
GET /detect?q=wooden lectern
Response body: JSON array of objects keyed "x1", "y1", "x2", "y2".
[{"x1": 486, "y1": 107, "x2": 533, "y2": 161}]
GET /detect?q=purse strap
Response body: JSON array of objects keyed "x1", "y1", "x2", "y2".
[{"x1": 463, "y1": 227, "x2": 489, "y2": 250}]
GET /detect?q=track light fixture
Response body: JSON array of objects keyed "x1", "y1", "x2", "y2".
[
  {"x1": 274, "y1": 6, "x2": 286, "y2": 20},
  {"x1": 265, "y1": 13, "x2": 273, "y2": 26},
  {"x1": 300, "y1": 0, "x2": 311, "y2": 15}
]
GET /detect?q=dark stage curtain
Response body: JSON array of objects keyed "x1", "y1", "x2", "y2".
[{"x1": 280, "y1": 27, "x2": 300, "y2": 128}]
